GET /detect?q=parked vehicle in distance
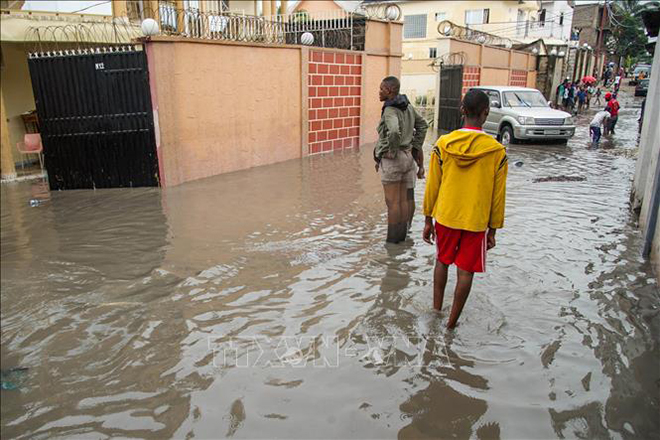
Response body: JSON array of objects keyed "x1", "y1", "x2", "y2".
[
  {"x1": 469, "y1": 86, "x2": 576, "y2": 145},
  {"x1": 629, "y1": 64, "x2": 651, "y2": 85},
  {"x1": 635, "y1": 79, "x2": 649, "y2": 96}
]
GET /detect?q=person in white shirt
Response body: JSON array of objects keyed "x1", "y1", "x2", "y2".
[{"x1": 590, "y1": 110, "x2": 610, "y2": 147}]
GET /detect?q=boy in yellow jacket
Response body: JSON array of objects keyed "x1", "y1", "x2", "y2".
[{"x1": 422, "y1": 89, "x2": 507, "y2": 328}]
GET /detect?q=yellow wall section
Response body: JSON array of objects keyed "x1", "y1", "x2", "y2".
[{"x1": 0, "y1": 43, "x2": 36, "y2": 163}]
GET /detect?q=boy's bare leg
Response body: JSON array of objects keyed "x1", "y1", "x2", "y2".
[
  {"x1": 447, "y1": 267, "x2": 475, "y2": 328},
  {"x1": 433, "y1": 261, "x2": 448, "y2": 311}
]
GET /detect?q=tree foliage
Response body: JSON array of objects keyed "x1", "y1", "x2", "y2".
[{"x1": 606, "y1": 0, "x2": 649, "y2": 62}]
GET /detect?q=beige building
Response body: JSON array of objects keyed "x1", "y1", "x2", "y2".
[{"x1": 364, "y1": 0, "x2": 540, "y2": 99}]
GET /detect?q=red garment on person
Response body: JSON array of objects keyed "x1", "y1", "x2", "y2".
[{"x1": 434, "y1": 222, "x2": 487, "y2": 273}]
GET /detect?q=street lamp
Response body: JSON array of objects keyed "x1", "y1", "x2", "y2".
[
  {"x1": 550, "y1": 48, "x2": 558, "y2": 56},
  {"x1": 300, "y1": 32, "x2": 314, "y2": 45},
  {"x1": 141, "y1": 18, "x2": 160, "y2": 36}
]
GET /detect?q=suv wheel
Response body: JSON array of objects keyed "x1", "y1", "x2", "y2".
[{"x1": 500, "y1": 125, "x2": 515, "y2": 146}]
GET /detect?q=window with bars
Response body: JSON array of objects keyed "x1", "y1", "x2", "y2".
[
  {"x1": 403, "y1": 14, "x2": 427, "y2": 39},
  {"x1": 206, "y1": 0, "x2": 230, "y2": 13},
  {"x1": 429, "y1": 47, "x2": 437, "y2": 58},
  {"x1": 539, "y1": 8, "x2": 546, "y2": 26},
  {"x1": 159, "y1": 0, "x2": 177, "y2": 31},
  {"x1": 465, "y1": 9, "x2": 489, "y2": 25}
]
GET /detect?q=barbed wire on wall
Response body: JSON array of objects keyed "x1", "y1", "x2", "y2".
[
  {"x1": 153, "y1": 6, "x2": 362, "y2": 49},
  {"x1": 436, "y1": 20, "x2": 514, "y2": 49},
  {"x1": 355, "y1": 3, "x2": 402, "y2": 21},
  {"x1": 20, "y1": 5, "x2": 380, "y2": 53},
  {"x1": 430, "y1": 51, "x2": 467, "y2": 72},
  {"x1": 24, "y1": 20, "x2": 143, "y2": 53}
]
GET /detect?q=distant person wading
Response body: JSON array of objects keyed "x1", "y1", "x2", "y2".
[{"x1": 374, "y1": 76, "x2": 428, "y2": 243}]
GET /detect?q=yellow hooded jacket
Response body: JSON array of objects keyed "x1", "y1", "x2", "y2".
[{"x1": 423, "y1": 129, "x2": 508, "y2": 232}]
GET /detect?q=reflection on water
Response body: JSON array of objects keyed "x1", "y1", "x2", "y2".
[{"x1": 1, "y1": 91, "x2": 658, "y2": 439}]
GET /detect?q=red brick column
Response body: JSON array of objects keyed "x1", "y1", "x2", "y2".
[
  {"x1": 509, "y1": 69, "x2": 528, "y2": 87},
  {"x1": 307, "y1": 51, "x2": 362, "y2": 155},
  {"x1": 461, "y1": 66, "x2": 481, "y2": 96}
]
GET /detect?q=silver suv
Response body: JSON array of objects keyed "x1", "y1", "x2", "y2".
[{"x1": 471, "y1": 86, "x2": 576, "y2": 145}]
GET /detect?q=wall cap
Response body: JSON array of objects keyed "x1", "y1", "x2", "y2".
[
  {"x1": 436, "y1": 36, "x2": 538, "y2": 57},
  {"x1": 138, "y1": 36, "x2": 367, "y2": 54}
]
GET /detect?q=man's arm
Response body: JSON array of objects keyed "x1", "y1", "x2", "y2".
[
  {"x1": 412, "y1": 107, "x2": 428, "y2": 152},
  {"x1": 383, "y1": 107, "x2": 401, "y2": 154},
  {"x1": 489, "y1": 151, "x2": 508, "y2": 230},
  {"x1": 412, "y1": 108, "x2": 428, "y2": 178}
]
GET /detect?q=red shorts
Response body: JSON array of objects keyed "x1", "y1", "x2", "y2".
[{"x1": 435, "y1": 222, "x2": 487, "y2": 273}]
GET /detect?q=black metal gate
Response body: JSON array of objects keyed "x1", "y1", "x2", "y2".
[
  {"x1": 28, "y1": 48, "x2": 159, "y2": 190},
  {"x1": 438, "y1": 65, "x2": 463, "y2": 132}
]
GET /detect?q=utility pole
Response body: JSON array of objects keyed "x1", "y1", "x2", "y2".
[{"x1": 597, "y1": 0, "x2": 608, "y2": 78}]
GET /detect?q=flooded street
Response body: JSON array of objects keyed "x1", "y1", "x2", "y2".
[{"x1": 1, "y1": 88, "x2": 658, "y2": 439}]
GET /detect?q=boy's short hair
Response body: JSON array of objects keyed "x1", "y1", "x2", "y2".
[
  {"x1": 462, "y1": 89, "x2": 490, "y2": 117},
  {"x1": 382, "y1": 76, "x2": 400, "y2": 94}
]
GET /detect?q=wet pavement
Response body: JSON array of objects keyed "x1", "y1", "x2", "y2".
[{"x1": 1, "y1": 87, "x2": 658, "y2": 439}]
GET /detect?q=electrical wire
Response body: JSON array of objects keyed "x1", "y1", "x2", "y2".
[
  {"x1": 605, "y1": 0, "x2": 643, "y2": 30},
  {"x1": 69, "y1": 1, "x2": 112, "y2": 14}
]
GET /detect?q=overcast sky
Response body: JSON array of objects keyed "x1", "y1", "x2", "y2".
[
  {"x1": 20, "y1": 0, "x2": 631, "y2": 16},
  {"x1": 22, "y1": 1, "x2": 112, "y2": 15}
]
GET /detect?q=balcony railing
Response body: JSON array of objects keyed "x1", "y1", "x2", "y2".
[{"x1": 149, "y1": 7, "x2": 366, "y2": 51}]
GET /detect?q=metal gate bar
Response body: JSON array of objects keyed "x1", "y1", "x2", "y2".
[
  {"x1": 28, "y1": 48, "x2": 159, "y2": 190},
  {"x1": 438, "y1": 65, "x2": 464, "y2": 133}
]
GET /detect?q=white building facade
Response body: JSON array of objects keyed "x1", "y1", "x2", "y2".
[{"x1": 526, "y1": 0, "x2": 574, "y2": 42}]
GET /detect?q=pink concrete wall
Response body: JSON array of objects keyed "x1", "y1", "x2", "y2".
[
  {"x1": 146, "y1": 20, "x2": 400, "y2": 186},
  {"x1": 147, "y1": 39, "x2": 302, "y2": 187},
  {"x1": 295, "y1": 0, "x2": 343, "y2": 14},
  {"x1": 480, "y1": 68, "x2": 509, "y2": 86},
  {"x1": 481, "y1": 47, "x2": 511, "y2": 69},
  {"x1": 511, "y1": 51, "x2": 529, "y2": 70},
  {"x1": 362, "y1": 55, "x2": 387, "y2": 145},
  {"x1": 442, "y1": 38, "x2": 538, "y2": 93},
  {"x1": 527, "y1": 70, "x2": 538, "y2": 88}
]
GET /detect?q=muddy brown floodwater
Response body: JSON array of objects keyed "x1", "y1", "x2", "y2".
[{"x1": 1, "y1": 88, "x2": 659, "y2": 439}]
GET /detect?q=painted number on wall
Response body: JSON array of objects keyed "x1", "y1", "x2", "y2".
[{"x1": 95, "y1": 63, "x2": 105, "y2": 70}]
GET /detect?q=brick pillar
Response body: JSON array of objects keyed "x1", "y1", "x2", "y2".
[{"x1": 307, "y1": 50, "x2": 362, "y2": 155}]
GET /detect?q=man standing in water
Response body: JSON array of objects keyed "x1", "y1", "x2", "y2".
[
  {"x1": 423, "y1": 89, "x2": 507, "y2": 328},
  {"x1": 374, "y1": 76, "x2": 428, "y2": 243},
  {"x1": 604, "y1": 92, "x2": 620, "y2": 135}
]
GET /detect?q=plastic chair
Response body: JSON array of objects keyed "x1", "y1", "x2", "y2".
[{"x1": 16, "y1": 133, "x2": 44, "y2": 173}]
